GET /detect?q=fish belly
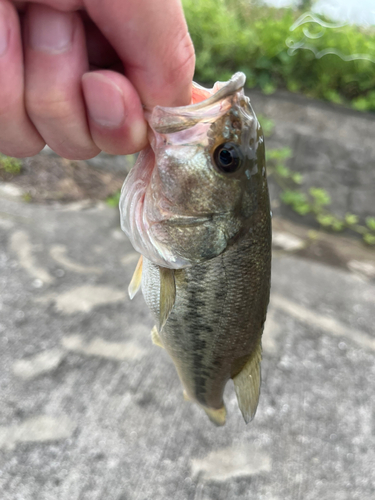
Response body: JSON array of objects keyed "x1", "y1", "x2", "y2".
[{"x1": 141, "y1": 219, "x2": 271, "y2": 414}]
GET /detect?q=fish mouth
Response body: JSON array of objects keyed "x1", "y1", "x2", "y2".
[
  {"x1": 164, "y1": 215, "x2": 213, "y2": 227},
  {"x1": 153, "y1": 212, "x2": 231, "y2": 229},
  {"x1": 147, "y1": 72, "x2": 246, "y2": 135}
]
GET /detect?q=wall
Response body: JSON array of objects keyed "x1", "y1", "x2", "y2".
[{"x1": 248, "y1": 89, "x2": 375, "y2": 220}]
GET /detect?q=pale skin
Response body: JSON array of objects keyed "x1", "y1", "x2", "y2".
[{"x1": 0, "y1": 0, "x2": 195, "y2": 159}]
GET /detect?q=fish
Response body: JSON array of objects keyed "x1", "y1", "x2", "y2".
[{"x1": 119, "y1": 72, "x2": 271, "y2": 426}]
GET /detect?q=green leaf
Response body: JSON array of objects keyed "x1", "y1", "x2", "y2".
[
  {"x1": 345, "y1": 213, "x2": 359, "y2": 226},
  {"x1": 275, "y1": 164, "x2": 290, "y2": 178},
  {"x1": 309, "y1": 188, "x2": 331, "y2": 206},
  {"x1": 295, "y1": 203, "x2": 311, "y2": 215},
  {"x1": 0, "y1": 154, "x2": 22, "y2": 175},
  {"x1": 323, "y1": 90, "x2": 342, "y2": 105},
  {"x1": 292, "y1": 173, "x2": 303, "y2": 184},
  {"x1": 332, "y1": 220, "x2": 345, "y2": 232},
  {"x1": 365, "y1": 217, "x2": 375, "y2": 231},
  {"x1": 106, "y1": 191, "x2": 121, "y2": 207},
  {"x1": 267, "y1": 147, "x2": 292, "y2": 161},
  {"x1": 257, "y1": 114, "x2": 275, "y2": 137},
  {"x1": 317, "y1": 214, "x2": 335, "y2": 227},
  {"x1": 280, "y1": 190, "x2": 307, "y2": 206},
  {"x1": 262, "y1": 82, "x2": 277, "y2": 95},
  {"x1": 352, "y1": 98, "x2": 370, "y2": 112},
  {"x1": 363, "y1": 233, "x2": 375, "y2": 245},
  {"x1": 280, "y1": 190, "x2": 311, "y2": 214}
]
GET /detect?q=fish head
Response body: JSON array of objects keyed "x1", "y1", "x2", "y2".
[{"x1": 120, "y1": 72, "x2": 268, "y2": 268}]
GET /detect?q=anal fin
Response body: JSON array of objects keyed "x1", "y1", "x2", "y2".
[
  {"x1": 128, "y1": 255, "x2": 143, "y2": 299},
  {"x1": 151, "y1": 325, "x2": 164, "y2": 348},
  {"x1": 159, "y1": 267, "x2": 175, "y2": 331},
  {"x1": 203, "y1": 405, "x2": 227, "y2": 427},
  {"x1": 232, "y1": 341, "x2": 262, "y2": 424}
]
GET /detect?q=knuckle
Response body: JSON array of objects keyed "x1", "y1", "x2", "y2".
[
  {"x1": 26, "y1": 89, "x2": 75, "y2": 122},
  {"x1": 25, "y1": 89, "x2": 101, "y2": 159},
  {"x1": 166, "y1": 33, "x2": 196, "y2": 87},
  {"x1": 0, "y1": 101, "x2": 46, "y2": 157}
]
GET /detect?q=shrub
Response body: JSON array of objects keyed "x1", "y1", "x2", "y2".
[{"x1": 183, "y1": 0, "x2": 375, "y2": 111}]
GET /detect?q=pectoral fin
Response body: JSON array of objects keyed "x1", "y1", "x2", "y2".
[
  {"x1": 151, "y1": 325, "x2": 164, "y2": 348},
  {"x1": 128, "y1": 256, "x2": 143, "y2": 299},
  {"x1": 183, "y1": 390, "x2": 191, "y2": 401},
  {"x1": 159, "y1": 267, "x2": 175, "y2": 331},
  {"x1": 233, "y1": 341, "x2": 262, "y2": 424}
]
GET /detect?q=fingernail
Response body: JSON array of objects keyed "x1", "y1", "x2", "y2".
[
  {"x1": 130, "y1": 119, "x2": 148, "y2": 149},
  {"x1": 28, "y1": 8, "x2": 73, "y2": 54},
  {"x1": 82, "y1": 73, "x2": 126, "y2": 128},
  {"x1": 0, "y1": 9, "x2": 9, "y2": 57}
]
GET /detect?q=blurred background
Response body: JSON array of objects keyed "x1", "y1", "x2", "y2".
[{"x1": 0, "y1": 1, "x2": 374, "y2": 499}]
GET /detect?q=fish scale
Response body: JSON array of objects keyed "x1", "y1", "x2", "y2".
[{"x1": 120, "y1": 73, "x2": 271, "y2": 425}]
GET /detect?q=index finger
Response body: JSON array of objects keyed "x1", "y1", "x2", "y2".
[{"x1": 85, "y1": 0, "x2": 195, "y2": 107}]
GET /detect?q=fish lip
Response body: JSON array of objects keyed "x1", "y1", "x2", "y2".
[
  {"x1": 152, "y1": 213, "x2": 229, "y2": 228},
  {"x1": 163, "y1": 215, "x2": 213, "y2": 226},
  {"x1": 147, "y1": 72, "x2": 247, "y2": 134},
  {"x1": 152, "y1": 72, "x2": 246, "y2": 116}
]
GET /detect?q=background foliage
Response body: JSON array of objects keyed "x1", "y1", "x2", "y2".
[{"x1": 183, "y1": 0, "x2": 375, "y2": 112}]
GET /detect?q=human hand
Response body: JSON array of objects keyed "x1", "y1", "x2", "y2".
[{"x1": 0, "y1": 0, "x2": 195, "y2": 159}]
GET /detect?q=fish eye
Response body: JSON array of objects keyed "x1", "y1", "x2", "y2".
[{"x1": 213, "y1": 143, "x2": 242, "y2": 173}]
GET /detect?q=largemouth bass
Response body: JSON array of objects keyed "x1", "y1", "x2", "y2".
[{"x1": 120, "y1": 72, "x2": 271, "y2": 426}]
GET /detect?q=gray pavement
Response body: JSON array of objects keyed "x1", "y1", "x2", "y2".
[{"x1": 0, "y1": 187, "x2": 375, "y2": 500}]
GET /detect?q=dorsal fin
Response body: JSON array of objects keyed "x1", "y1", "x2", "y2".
[
  {"x1": 159, "y1": 267, "x2": 176, "y2": 331},
  {"x1": 232, "y1": 341, "x2": 262, "y2": 424},
  {"x1": 128, "y1": 256, "x2": 143, "y2": 299}
]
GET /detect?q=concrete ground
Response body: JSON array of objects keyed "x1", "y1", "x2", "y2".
[{"x1": 0, "y1": 183, "x2": 375, "y2": 500}]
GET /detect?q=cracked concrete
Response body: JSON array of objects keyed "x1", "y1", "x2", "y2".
[
  {"x1": 0, "y1": 188, "x2": 375, "y2": 500},
  {"x1": 50, "y1": 245, "x2": 103, "y2": 275},
  {"x1": 12, "y1": 348, "x2": 65, "y2": 380},
  {"x1": 35, "y1": 284, "x2": 127, "y2": 314},
  {"x1": 61, "y1": 335, "x2": 147, "y2": 361},
  {"x1": 191, "y1": 445, "x2": 272, "y2": 481},
  {"x1": 0, "y1": 416, "x2": 77, "y2": 451},
  {"x1": 9, "y1": 230, "x2": 54, "y2": 284}
]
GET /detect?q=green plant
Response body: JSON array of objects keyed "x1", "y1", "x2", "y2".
[
  {"x1": 183, "y1": 0, "x2": 375, "y2": 111},
  {"x1": 266, "y1": 147, "x2": 375, "y2": 245},
  {"x1": 0, "y1": 154, "x2": 22, "y2": 175},
  {"x1": 22, "y1": 192, "x2": 32, "y2": 203},
  {"x1": 257, "y1": 114, "x2": 275, "y2": 138},
  {"x1": 106, "y1": 191, "x2": 121, "y2": 207}
]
